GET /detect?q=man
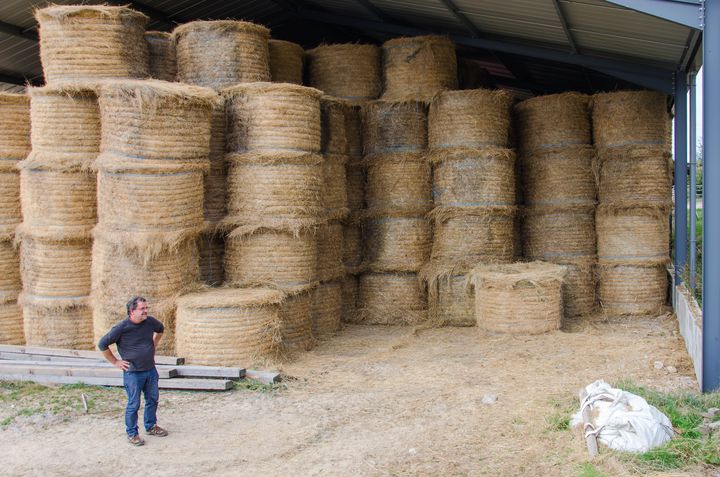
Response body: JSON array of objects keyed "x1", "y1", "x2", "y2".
[{"x1": 98, "y1": 296, "x2": 169, "y2": 446}]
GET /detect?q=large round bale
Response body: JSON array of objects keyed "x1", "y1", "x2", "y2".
[
  {"x1": 323, "y1": 154, "x2": 349, "y2": 219},
  {"x1": 279, "y1": 288, "x2": 314, "y2": 355},
  {"x1": 198, "y1": 232, "x2": 224, "y2": 286},
  {"x1": 225, "y1": 83, "x2": 322, "y2": 153},
  {"x1": 598, "y1": 264, "x2": 667, "y2": 316},
  {"x1": 146, "y1": 31, "x2": 177, "y2": 82},
  {"x1": 19, "y1": 167, "x2": 96, "y2": 229},
  {"x1": 21, "y1": 295, "x2": 93, "y2": 349},
  {"x1": 596, "y1": 205, "x2": 669, "y2": 265},
  {"x1": 429, "y1": 148, "x2": 515, "y2": 207},
  {"x1": 597, "y1": 145, "x2": 672, "y2": 206},
  {"x1": 0, "y1": 295, "x2": 23, "y2": 344},
  {"x1": 306, "y1": 44, "x2": 382, "y2": 100},
  {"x1": 555, "y1": 257, "x2": 597, "y2": 317},
  {"x1": 345, "y1": 163, "x2": 365, "y2": 211},
  {"x1": 522, "y1": 205, "x2": 596, "y2": 259},
  {"x1": 269, "y1": 39, "x2": 304, "y2": 85},
  {"x1": 521, "y1": 146, "x2": 596, "y2": 206},
  {"x1": 0, "y1": 240, "x2": 21, "y2": 298},
  {"x1": 364, "y1": 217, "x2": 431, "y2": 273},
  {"x1": 365, "y1": 153, "x2": 431, "y2": 216},
  {"x1": 470, "y1": 262, "x2": 566, "y2": 334},
  {"x1": 419, "y1": 265, "x2": 474, "y2": 327},
  {"x1": 342, "y1": 223, "x2": 363, "y2": 272},
  {"x1": 321, "y1": 96, "x2": 349, "y2": 155},
  {"x1": 514, "y1": 93, "x2": 591, "y2": 153},
  {"x1": 176, "y1": 288, "x2": 283, "y2": 367},
  {"x1": 174, "y1": 20, "x2": 270, "y2": 89},
  {"x1": 345, "y1": 104, "x2": 363, "y2": 159},
  {"x1": 355, "y1": 272, "x2": 427, "y2": 325},
  {"x1": 341, "y1": 274, "x2": 359, "y2": 323},
  {"x1": 429, "y1": 89, "x2": 513, "y2": 149},
  {"x1": 311, "y1": 280, "x2": 342, "y2": 338},
  {"x1": 592, "y1": 91, "x2": 669, "y2": 148},
  {"x1": 0, "y1": 160, "x2": 21, "y2": 239},
  {"x1": 35, "y1": 5, "x2": 149, "y2": 85},
  {"x1": 382, "y1": 35, "x2": 457, "y2": 102},
  {"x1": 363, "y1": 100, "x2": 428, "y2": 155},
  {"x1": 317, "y1": 222, "x2": 344, "y2": 283},
  {"x1": 204, "y1": 100, "x2": 228, "y2": 223},
  {"x1": 0, "y1": 93, "x2": 31, "y2": 160}
]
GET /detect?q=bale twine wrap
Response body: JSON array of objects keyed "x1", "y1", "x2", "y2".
[
  {"x1": 341, "y1": 274, "x2": 359, "y2": 323},
  {"x1": 312, "y1": 280, "x2": 343, "y2": 338},
  {"x1": 204, "y1": 100, "x2": 228, "y2": 223},
  {"x1": 382, "y1": 35, "x2": 457, "y2": 102},
  {"x1": 356, "y1": 272, "x2": 427, "y2": 325},
  {"x1": 419, "y1": 262, "x2": 475, "y2": 327},
  {"x1": 365, "y1": 152, "x2": 432, "y2": 216},
  {"x1": 0, "y1": 160, "x2": 21, "y2": 239},
  {"x1": 592, "y1": 91, "x2": 669, "y2": 148},
  {"x1": 598, "y1": 264, "x2": 667, "y2": 316},
  {"x1": 364, "y1": 217, "x2": 431, "y2": 273},
  {"x1": 0, "y1": 297, "x2": 24, "y2": 344},
  {"x1": 146, "y1": 31, "x2": 177, "y2": 82},
  {"x1": 470, "y1": 262, "x2": 566, "y2": 334},
  {"x1": 317, "y1": 221, "x2": 344, "y2": 282},
  {"x1": 306, "y1": 44, "x2": 382, "y2": 100},
  {"x1": 21, "y1": 294, "x2": 93, "y2": 349},
  {"x1": 597, "y1": 145, "x2": 672, "y2": 206},
  {"x1": 345, "y1": 164, "x2": 366, "y2": 211},
  {"x1": 428, "y1": 148, "x2": 516, "y2": 207},
  {"x1": 225, "y1": 83, "x2": 322, "y2": 154},
  {"x1": 0, "y1": 239, "x2": 21, "y2": 299},
  {"x1": 521, "y1": 146, "x2": 596, "y2": 206},
  {"x1": 428, "y1": 89, "x2": 513, "y2": 149},
  {"x1": 363, "y1": 100, "x2": 428, "y2": 155},
  {"x1": 522, "y1": 205, "x2": 596, "y2": 260},
  {"x1": 342, "y1": 224, "x2": 363, "y2": 272},
  {"x1": 199, "y1": 232, "x2": 225, "y2": 286},
  {"x1": 0, "y1": 93, "x2": 30, "y2": 160},
  {"x1": 269, "y1": 39, "x2": 304, "y2": 85},
  {"x1": 554, "y1": 256, "x2": 597, "y2": 317},
  {"x1": 596, "y1": 205, "x2": 670, "y2": 265},
  {"x1": 173, "y1": 20, "x2": 270, "y2": 90},
  {"x1": 175, "y1": 288, "x2": 283, "y2": 366},
  {"x1": 35, "y1": 5, "x2": 149, "y2": 85},
  {"x1": 430, "y1": 206, "x2": 515, "y2": 264},
  {"x1": 514, "y1": 92, "x2": 591, "y2": 153}
]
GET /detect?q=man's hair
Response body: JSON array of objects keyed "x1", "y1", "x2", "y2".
[{"x1": 126, "y1": 296, "x2": 147, "y2": 316}]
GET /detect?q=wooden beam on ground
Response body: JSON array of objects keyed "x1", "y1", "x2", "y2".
[
  {"x1": 0, "y1": 374, "x2": 233, "y2": 391},
  {"x1": 158, "y1": 365, "x2": 245, "y2": 380},
  {"x1": 245, "y1": 370, "x2": 282, "y2": 384},
  {"x1": 0, "y1": 344, "x2": 184, "y2": 365},
  {"x1": 0, "y1": 364, "x2": 177, "y2": 379}
]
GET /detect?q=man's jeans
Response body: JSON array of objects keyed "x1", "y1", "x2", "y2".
[{"x1": 123, "y1": 368, "x2": 159, "y2": 437}]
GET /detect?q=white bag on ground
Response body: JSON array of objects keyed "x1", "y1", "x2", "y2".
[{"x1": 571, "y1": 380, "x2": 674, "y2": 453}]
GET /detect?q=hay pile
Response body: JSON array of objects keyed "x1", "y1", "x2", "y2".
[
  {"x1": 21, "y1": 294, "x2": 93, "y2": 349},
  {"x1": 174, "y1": 20, "x2": 270, "y2": 90},
  {"x1": 469, "y1": 261, "x2": 566, "y2": 334},
  {"x1": 515, "y1": 92, "x2": 591, "y2": 153},
  {"x1": 363, "y1": 100, "x2": 428, "y2": 155},
  {"x1": 592, "y1": 91, "x2": 669, "y2": 148},
  {"x1": 353, "y1": 272, "x2": 428, "y2": 325},
  {"x1": 306, "y1": 44, "x2": 381, "y2": 100},
  {"x1": 0, "y1": 242, "x2": 22, "y2": 344},
  {"x1": 269, "y1": 39, "x2": 304, "y2": 85},
  {"x1": 35, "y1": 5, "x2": 149, "y2": 85},
  {"x1": 0, "y1": 297, "x2": 24, "y2": 344},
  {"x1": 311, "y1": 281, "x2": 343, "y2": 338},
  {"x1": 146, "y1": 31, "x2": 177, "y2": 82},
  {"x1": 381, "y1": 35, "x2": 457, "y2": 102}
]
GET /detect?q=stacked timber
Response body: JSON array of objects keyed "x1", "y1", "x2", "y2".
[
  {"x1": 515, "y1": 93, "x2": 597, "y2": 317},
  {"x1": 269, "y1": 39, "x2": 304, "y2": 85},
  {"x1": 593, "y1": 91, "x2": 672, "y2": 316}
]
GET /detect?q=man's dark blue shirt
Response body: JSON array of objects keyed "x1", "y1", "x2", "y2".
[{"x1": 98, "y1": 316, "x2": 164, "y2": 372}]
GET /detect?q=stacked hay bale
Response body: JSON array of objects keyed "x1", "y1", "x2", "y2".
[
  {"x1": 0, "y1": 94, "x2": 30, "y2": 344},
  {"x1": 224, "y1": 82, "x2": 323, "y2": 355},
  {"x1": 592, "y1": 91, "x2": 672, "y2": 316},
  {"x1": 146, "y1": 31, "x2": 177, "y2": 81},
  {"x1": 18, "y1": 86, "x2": 100, "y2": 349},
  {"x1": 269, "y1": 39, "x2": 304, "y2": 85},
  {"x1": 421, "y1": 90, "x2": 516, "y2": 326},
  {"x1": 356, "y1": 100, "x2": 431, "y2": 325},
  {"x1": 92, "y1": 81, "x2": 215, "y2": 355},
  {"x1": 306, "y1": 44, "x2": 382, "y2": 101},
  {"x1": 515, "y1": 93, "x2": 597, "y2": 317}
]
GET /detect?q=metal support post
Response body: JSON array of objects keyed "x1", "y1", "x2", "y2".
[
  {"x1": 689, "y1": 72, "x2": 698, "y2": 292},
  {"x1": 675, "y1": 72, "x2": 688, "y2": 286}
]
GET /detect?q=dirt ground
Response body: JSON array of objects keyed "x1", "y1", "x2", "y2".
[{"x1": 2, "y1": 311, "x2": 710, "y2": 477}]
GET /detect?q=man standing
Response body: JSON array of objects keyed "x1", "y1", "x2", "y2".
[{"x1": 98, "y1": 296, "x2": 169, "y2": 446}]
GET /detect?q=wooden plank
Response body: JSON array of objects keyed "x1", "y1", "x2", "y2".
[
  {"x1": 158, "y1": 365, "x2": 245, "y2": 380},
  {"x1": 245, "y1": 370, "x2": 281, "y2": 384},
  {"x1": 0, "y1": 374, "x2": 233, "y2": 391},
  {"x1": 0, "y1": 344, "x2": 184, "y2": 365},
  {"x1": 0, "y1": 364, "x2": 177, "y2": 379}
]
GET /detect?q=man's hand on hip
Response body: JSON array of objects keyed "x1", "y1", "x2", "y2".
[{"x1": 113, "y1": 359, "x2": 130, "y2": 371}]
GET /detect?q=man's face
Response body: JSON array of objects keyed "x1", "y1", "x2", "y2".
[{"x1": 129, "y1": 301, "x2": 148, "y2": 324}]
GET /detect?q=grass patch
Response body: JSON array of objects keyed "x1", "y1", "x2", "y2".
[
  {"x1": 233, "y1": 379, "x2": 285, "y2": 394},
  {"x1": 545, "y1": 396, "x2": 577, "y2": 432},
  {"x1": 577, "y1": 462, "x2": 608, "y2": 477}
]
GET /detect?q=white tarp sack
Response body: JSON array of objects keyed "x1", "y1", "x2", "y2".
[{"x1": 571, "y1": 380, "x2": 674, "y2": 453}]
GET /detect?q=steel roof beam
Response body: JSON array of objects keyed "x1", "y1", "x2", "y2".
[
  {"x1": 552, "y1": 0, "x2": 578, "y2": 54},
  {"x1": 605, "y1": 0, "x2": 702, "y2": 30},
  {"x1": 0, "y1": 20, "x2": 37, "y2": 41},
  {"x1": 355, "y1": 0, "x2": 395, "y2": 23}
]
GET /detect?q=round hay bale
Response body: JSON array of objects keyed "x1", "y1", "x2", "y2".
[
  {"x1": 0, "y1": 161, "x2": 21, "y2": 239},
  {"x1": 35, "y1": 5, "x2": 149, "y2": 85},
  {"x1": 0, "y1": 239, "x2": 20, "y2": 297},
  {"x1": 205, "y1": 99, "x2": 228, "y2": 223},
  {"x1": 341, "y1": 274, "x2": 358, "y2": 323},
  {"x1": 98, "y1": 80, "x2": 214, "y2": 162},
  {"x1": 514, "y1": 92, "x2": 591, "y2": 153},
  {"x1": 312, "y1": 280, "x2": 342, "y2": 338},
  {"x1": 522, "y1": 205, "x2": 596, "y2": 260},
  {"x1": 317, "y1": 222, "x2": 344, "y2": 283},
  {"x1": 0, "y1": 298, "x2": 23, "y2": 344},
  {"x1": 345, "y1": 104, "x2": 363, "y2": 159},
  {"x1": 175, "y1": 288, "x2": 282, "y2": 367},
  {"x1": 0, "y1": 93, "x2": 30, "y2": 160},
  {"x1": 321, "y1": 97, "x2": 349, "y2": 155},
  {"x1": 21, "y1": 295, "x2": 93, "y2": 349},
  {"x1": 346, "y1": 164, "x2": 365, "y2": 212},
  {"x1": 306, "y1": 44, "x2": 381, "y2": 100},
  {"x1": 225, "y1": 227, "x2": 318, "y2": 290},
  {"x1": 174, "y1": 20, "x2": 270, "y2": 89},
  {"x1": 427, "y1": 273, "x2": 475, "y2": 327},
  {"x1": 279, "y1": 288, "x2": 314, "y2": 356},
  {"x1": 430, "y1": 206, "x2": 515, "y2": 264},
  {"x1": 429, "y1": 148, "x2": 516, "y2": 207},
  {"x1": 146, "y1": 31, "x2": 177, "y2": 82},
  {"x1": 323, "y1": 154, "x2": 349, "y2": 218},
  {"x1": 269, "y1": 39, "x2": 304, "y2": 85},
  {"x1": 470, "y1": 261, "x2": 566, "y2": 334},
  {"x1": 199, "y1": 232, "x2": 225, "y2": 286},
  {"x1": 596, "y1": 205, "x2": 669, "y2": 265},
  {"x1": 521, "y1": 145, "x2": 596, "y2": 206},
  {"x1": 597, "y1": 145, "x2": 672, "y2": 207},
  {"x1": 382, "y1": 35, "x2": 457, "y2": 102},
  {"x1": 365, "y1": 152, "x2": 431, "y2": 216},
  {"x1": 363, "y1": 100, "x2": 428, "y2": 155},
  {"x1": 342, "y1": 223, "x2": 363, "y2": 272},
  {"x1": 225, "y1": 152, "x2": 324, "y2": 224},
  {"x1": 225, "y1": 82, "x2": 322, "y2": 153},
  {"x1": 592, "y1": 91, "x2": 669, "y2": 148},
  {"x1": 553, "y1": 256, "x2": 597, "y2": 317},
  {"x1": 364, "y1": 217, "x2": 431, "y2": 272},
  {"x1": 598, "y1": 264, "x2": 667, "y2": 316},
  {"x1": 356, "y1": 272, "x2": 427, "y2": 325},
  {"x1": 429, "y1": 89, "x2": 513, "y2": 149},
  {"x1": 19, "y1": 167, "x2": 96, "y2": 229}
]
